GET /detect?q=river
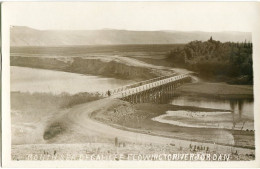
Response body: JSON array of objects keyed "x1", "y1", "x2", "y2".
[
  {"x1": 153, "y1": 95, "x2": 254, "y2": 131},
  {"x1": 11, "y1": 66, "x2": 134, "y2": 94}
]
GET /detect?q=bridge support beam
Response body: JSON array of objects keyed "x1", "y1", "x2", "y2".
[{"x1": 119, "y1": 76, "x2": 192, "y2": 104}]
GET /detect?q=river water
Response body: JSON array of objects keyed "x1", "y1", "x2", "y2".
[
  {"x1": 152, "y1": 95, "x2": 254, "y2": 131},
  {"x1": 11, "y1": 66, "x2": 133, "y2": 94}
]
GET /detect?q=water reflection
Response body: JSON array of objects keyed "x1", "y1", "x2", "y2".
[
  {"x1": 170, "y1": 96, "x2": 254, "y2": 119},
  {"x1": 153, "y1": 95, "x2": 255, "y2": 131}
]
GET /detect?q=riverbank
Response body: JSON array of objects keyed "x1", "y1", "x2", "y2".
[
  {"x1": 91, "y1": 81, "x2": 254, "y2": 148},
  {"x1": 174, "y1": 82, "x2": 253, "y2": 99},
  {"x1": 11, "y1": 55, "x2": 174, "y2": 81},
  {"x1": 92, "y1": 102, "x2": 255, "y2": 150},
  {"x1": 12, "y1": 97, "x2": 255, "y2": 161}
]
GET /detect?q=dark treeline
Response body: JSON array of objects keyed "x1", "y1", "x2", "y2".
[{"x1": 167, "y1": 37, "x2": 253, "y2": 84}]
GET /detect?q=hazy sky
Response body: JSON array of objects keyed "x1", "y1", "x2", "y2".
[{"x1": 4, "y1": 2, "x2": 259, "y2": 32}]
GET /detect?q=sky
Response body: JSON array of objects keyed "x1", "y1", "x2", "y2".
[{"x1": 3, "y1": 2, "x2": 259, "y2": 32}]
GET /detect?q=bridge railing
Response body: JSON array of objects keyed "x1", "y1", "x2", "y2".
[
  {"x1": 112, "y1": 74, "x2": 190, "y2": 98},
  {"x1": 120, "y1": 74, "x2": 189, "y2": 97},
  {"x1": 106, "y1": 73, "x2": 177, "y2": 96},
  {"x1": 98, "y1": 74, "x2": 190, "y2": 97}
]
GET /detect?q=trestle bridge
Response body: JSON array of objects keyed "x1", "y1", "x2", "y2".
[{"x1": 103, "y1": 74, "x2": 192, "y2": 104}]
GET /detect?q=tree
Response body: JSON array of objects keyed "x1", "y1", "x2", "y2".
[
  {"x1": 166, "y1": 39, "x2": 253, "y2": 84},
  {"x1": 209, "y1": 36, "x2": 213, "y2": 42}
]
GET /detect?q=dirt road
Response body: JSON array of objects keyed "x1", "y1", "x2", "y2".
[{"x1": 42, "y1": 98, "x2": 254, "y2": 155}]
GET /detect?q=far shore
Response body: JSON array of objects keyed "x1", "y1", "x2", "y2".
[{"x1": 174, "y1": 82, "x2": 253, "y2": 99}]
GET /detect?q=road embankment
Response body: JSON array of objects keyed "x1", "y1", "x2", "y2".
[{"x1": 11, "y1": 55, "x2": 174, "y2": 81}]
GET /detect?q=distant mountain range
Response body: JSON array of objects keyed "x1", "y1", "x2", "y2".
[{"x1": 10, "y1": 26, "x2": 252, "y2": 46}]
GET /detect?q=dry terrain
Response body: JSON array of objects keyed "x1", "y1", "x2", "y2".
[{"x1": 12, "y1": 93, "x2": 255, "y2": 161}]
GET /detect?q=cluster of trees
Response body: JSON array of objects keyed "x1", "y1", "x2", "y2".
[{"x1": 167, "y1": 37, "x2": 253, "y2": 84}]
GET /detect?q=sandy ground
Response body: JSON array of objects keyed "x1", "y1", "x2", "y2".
[
  {"x1": 152, "y1": 110, "x2": 254, "y2": 131},
  {"x1": 12, "y1": 97, "x2": 255, "y2": 161}
]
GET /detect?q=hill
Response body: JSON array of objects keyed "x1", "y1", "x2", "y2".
[{"x1": 10, "y1": 26, "x2": 251, "y2": 46}]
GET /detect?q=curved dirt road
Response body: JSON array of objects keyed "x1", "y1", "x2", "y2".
[{"x1": 44, "y1": 98, "x2": 254, "y2": 155}]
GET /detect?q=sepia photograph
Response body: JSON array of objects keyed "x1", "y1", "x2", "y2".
[{"x1": 1, "y1": 1, "x2": 260, "y2": 168}]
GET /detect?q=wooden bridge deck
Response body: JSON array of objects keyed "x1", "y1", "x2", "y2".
[{"x1": 103, "y1": 74, "x2": 191, "y2": 99}]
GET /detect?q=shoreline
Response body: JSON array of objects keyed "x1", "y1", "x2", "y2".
[
  {"x1": 91, "y1": 101, "x2": 255, "y2": 150},
  {"x1": 11, "y1": 96, "x2": 255, "y2": 161},
  {"x1": 91, "y1": 82, "x2": 254, "y2": 150}
]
